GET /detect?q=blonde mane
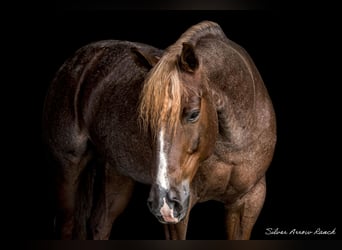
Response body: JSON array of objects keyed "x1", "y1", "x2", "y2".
[{"x1": 138, "y1": 21, "x2": 226, "y2": 135}]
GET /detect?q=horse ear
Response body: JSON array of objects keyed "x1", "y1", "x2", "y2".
[
  {"x1": 179, "y1": 42, "x2": 199, "y2": 73},
  {"x1": 131, "y1": 47, "x2": 160, "y2": 69}
]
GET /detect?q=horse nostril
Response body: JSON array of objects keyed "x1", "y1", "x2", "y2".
[
  {"x1": 167, "y1": 197, "x2": 183, "y2": 213},
  {"x1": 173, "y1": 201, "x2": 183, "y2": 215},
  {"x1": 167, "y1": 190, "x2": 185, "y2": 213},
  {"x1": 170, "y1": 196, "x2": 180, "y2": 203},
  {"x1": 167, "y1": 189, "x2": 180, "y2": 203}
]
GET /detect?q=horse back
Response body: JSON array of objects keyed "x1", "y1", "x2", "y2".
[{"x1": 42, "y1": 40, "x2": 162, "y2": 181}]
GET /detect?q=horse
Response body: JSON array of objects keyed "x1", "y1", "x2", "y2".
[{"x1": 42, "y1": 20, "x2": 276, "y2": 240}]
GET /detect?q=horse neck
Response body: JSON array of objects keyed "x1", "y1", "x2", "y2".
[
  {"x1": 212, "y1": 89, "x2": 254, "y2": 148},
  {"x1": 196, "y1": 38, "x2": 271, "y2": 149},
  {"x1": 212, "y1": 75, "x2": 275, "y2": 150}
]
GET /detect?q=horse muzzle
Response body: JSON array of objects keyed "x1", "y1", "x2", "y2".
[{"x1": 147, "y1": 184, "x2": 190, "y2": 224}]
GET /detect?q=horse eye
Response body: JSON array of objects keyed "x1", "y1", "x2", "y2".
[{"x1": 187, "y1": 110, "x2": 200, "y2": 123}]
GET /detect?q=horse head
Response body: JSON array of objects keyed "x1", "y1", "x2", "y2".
[{"x1": 138, "y1": 24, "x2": 221, "y2": 223}]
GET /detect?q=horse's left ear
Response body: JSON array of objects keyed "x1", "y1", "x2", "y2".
[
  {"x1": 179, "y1": 42, "x2": 199, "y2": 73},
  {"x1": 131, "y1": 47, "x2": 160, "y2": 69}
]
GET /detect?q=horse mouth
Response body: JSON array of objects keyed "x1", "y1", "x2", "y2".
[
  {"x1": 155, "y1": 197, "x2": 185, "y2": 224},
  {"x1": 157, "y1": 215, "x2": 179, "y2": 224},
  {"x1": 156, "y1": 214, "x2": 184, "y2": 224},
  {"x1": 147, "y1": 185, "x2": 190, "y2": 225},
  {"x1": 159, "y1": 198, "x2": 179, "y2": 223}
]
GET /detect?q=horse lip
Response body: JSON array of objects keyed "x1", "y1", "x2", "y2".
[
  {"x1": 156, "y1": 209, "x2": 187, "y2": 224},
  {"x1": 161, "y1": 221, "x2": 179, "y2": 225},
  {"x1": 157, "y1": 214, "x2": 183, "y2": 224},
  {"x1": 158, "y1": 218, "x2": 179, "y2": 225}
]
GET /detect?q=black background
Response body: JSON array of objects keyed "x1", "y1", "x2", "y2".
[{"x1": 5, "y1": 1, "x2": 341, "y2": 240}]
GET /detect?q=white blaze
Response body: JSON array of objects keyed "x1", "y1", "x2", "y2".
[{"x1": 157, "y1": 128, "x2": 170, "y2": 190}]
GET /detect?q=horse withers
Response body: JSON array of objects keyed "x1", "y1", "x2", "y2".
[{"x1": 42, "y1": 21, "x2": 276, "y2": 239}]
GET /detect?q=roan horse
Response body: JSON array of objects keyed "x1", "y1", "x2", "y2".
[{"x1": 42, "y1": 20, "x2": 276, "y2": 240}]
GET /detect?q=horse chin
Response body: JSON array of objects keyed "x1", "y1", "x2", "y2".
[
  {"x1": 159, "y1": 220, "x2": 179, "y2": 225},
  {"x1": 157, "y1": 212, "x2": 186, "y2": 225}
]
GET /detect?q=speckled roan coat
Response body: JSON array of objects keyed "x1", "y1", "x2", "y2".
[{"x1": 42, "y1": 21, "x2": 276, "y2": 240}]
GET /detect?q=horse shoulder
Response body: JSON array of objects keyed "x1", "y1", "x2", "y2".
[
  {"x1": 193, "y1": 134, "x2": 273, "y2": 203},
  {"x1": 192, "y1": 152, "x2": 234, "y2": 202}
]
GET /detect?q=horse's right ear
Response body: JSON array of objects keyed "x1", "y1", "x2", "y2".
[
  {"x1": 131, "y1": 47, "x2": 160, "y2": 69},
  {"x1": 179, "y1": 42, "x2": 199, "y2": 73}
]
